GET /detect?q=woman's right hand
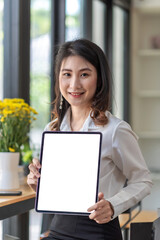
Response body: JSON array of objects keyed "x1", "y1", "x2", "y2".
[{"x1": 27, "y1": 158, "x2": 41, "y2": 192}]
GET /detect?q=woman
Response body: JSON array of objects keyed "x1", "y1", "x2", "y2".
[{"x1": 27, "y1": 39, "x2": 152, "y2": 240}]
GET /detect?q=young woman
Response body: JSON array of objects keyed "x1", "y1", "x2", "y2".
[{"x1": 27, "y1": 39, "x2": 152, "y2": 240}]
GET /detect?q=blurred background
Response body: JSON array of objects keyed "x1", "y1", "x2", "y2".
[{"x1": 0, "y1": 0, "x2": 160, "y2": 239}]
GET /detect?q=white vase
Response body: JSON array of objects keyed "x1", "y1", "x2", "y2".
[{"x1": 0, "y1": 152, "x2": 20, "y2": 190}]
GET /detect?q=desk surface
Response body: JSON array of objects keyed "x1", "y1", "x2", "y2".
[
  {"x1": 0, "y1": 180, "x2": 36, "y2": 220},
  {"x1": 0, "y1": 182, "x2": 36, "y2": 207},
  {"x1": 119, "y1": 210, "x2": 158, "y2": 229}
]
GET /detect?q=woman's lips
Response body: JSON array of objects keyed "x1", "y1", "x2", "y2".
[{"x1": 69, "y1": 92, "x2": 84, "y2": 98}]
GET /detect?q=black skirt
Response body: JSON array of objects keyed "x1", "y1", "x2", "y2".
[{"x1": 43, "y1": 214, "x2": 122, "y2": 240}]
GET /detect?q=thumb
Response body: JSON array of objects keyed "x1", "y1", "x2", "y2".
[{"x1": 98, "y1": 192, "x2": 104, "y2": 201}]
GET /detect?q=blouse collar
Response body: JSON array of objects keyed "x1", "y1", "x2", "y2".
[{"x1": 60, "y1": 107, "x2": 100, "y2": 131}]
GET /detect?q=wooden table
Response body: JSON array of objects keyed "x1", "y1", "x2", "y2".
[
  {"x1": 119, "y1": 210, "x2": 158, "y2": 240},
  {"x1": 0, "y1": 181, "x2": 36, "y2": 240}
]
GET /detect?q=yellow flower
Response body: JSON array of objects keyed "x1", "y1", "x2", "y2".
[
  {"x1": 0, "y1": 98, "x2": 38, "y2": 152},
  {"x1": 3, "y1": 109, "x2": 13, "y2": 115},
  {"x1": 3, "y1": 99, "x2": 11, "y2": 103},
  {"x1": 3, "y1": 98, "x2": 24, "y2": 104},
  {"x1": 9, "y1": 147, "x2": 16, "y2": 152},
  {"x1": 0, "y1": 101, "x2": 3, "y2": 110},
  {"x1": 11, "y1": 98, "x2": 25, "y2": 103},
  {"x1": 22, "y1": 107, "x2": 30, "y2": 113},
  {"x1": 30, "y1": 107, "x2": 38, "y2": 114}
]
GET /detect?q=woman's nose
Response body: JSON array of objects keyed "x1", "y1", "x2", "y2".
[{"x1": 70, "y1": 75, "x2": 81, "y2": 89}]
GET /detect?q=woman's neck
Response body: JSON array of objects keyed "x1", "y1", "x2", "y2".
[{"x1": 70, "y1": 107, "x2": 90, "y2": 131}]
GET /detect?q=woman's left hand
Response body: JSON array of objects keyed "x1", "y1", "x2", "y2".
[{"x1": 87, "y1": 192, "x2": 114, "y2": 224}]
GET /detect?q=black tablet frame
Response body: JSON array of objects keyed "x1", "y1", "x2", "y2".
[{"x1": 35, "y1": 131, "x2": 102, "y2": 216}]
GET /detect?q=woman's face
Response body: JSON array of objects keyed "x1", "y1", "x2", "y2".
[{"x1": 59, "y1": 55, "x2": 97, "y2": 110}]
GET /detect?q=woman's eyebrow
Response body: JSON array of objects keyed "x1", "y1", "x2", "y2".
[
  {"x1": 61, "y1": 68, "x2": 92, "y2": 72},
  {"x1": 79, "y1": 68, "x2": 92, "y2": 72},
  {"x1": 61, "y1": 69, "x2": 72, "y2": 72}
]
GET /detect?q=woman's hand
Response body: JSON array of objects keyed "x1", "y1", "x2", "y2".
[
  {"x1": 87, "y1": 192, "x2": 114, "y2": 224},
  {"x1": 27, "y1": 158, "x2": 41, "y2": 192}
]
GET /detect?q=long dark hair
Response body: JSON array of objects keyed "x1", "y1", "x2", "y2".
[{"x1": 50, "y1": 39, "x2": 111, "y2": 131}]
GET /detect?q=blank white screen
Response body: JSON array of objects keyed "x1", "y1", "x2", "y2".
[{"x1": 36, "y1": 132, "x2": 101, "y2": 214}]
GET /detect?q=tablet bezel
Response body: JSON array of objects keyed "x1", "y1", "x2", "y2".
[{"x1": 35, "y1": 131, "x2": 102, "y2": 216}]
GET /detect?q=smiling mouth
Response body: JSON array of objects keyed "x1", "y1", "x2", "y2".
[{"x1": 69, "y1": 92, "x2": 84, "y2": 96}]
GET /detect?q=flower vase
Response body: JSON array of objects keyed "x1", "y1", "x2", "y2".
[{"x1": 0, "y1": 152, "x2": 20, "y2": 190}]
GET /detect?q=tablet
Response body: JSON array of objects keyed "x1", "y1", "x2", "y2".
[{"x1": 35, "y1": 131, "x2": 102, "y2": 215}]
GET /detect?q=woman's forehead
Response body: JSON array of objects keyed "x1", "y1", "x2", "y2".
[{"x1": 60, "y1": 55, "x2": 95, "y2": 70}]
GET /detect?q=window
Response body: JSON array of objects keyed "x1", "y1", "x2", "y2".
[
  {"x1": 65, "y1": 0, "x2": 81, "y2": 41},
  {"x1": 0, "y1": 0, "x2": 3, "y2": 100},
  {"x1": 112, "y1": 6, "x2": 129, "y2": 120},
  {"x1": 92, "y1": 0, "x2": 107, "y2": 52},
  {"x1": 65, "y1": 0, "x2": 107, "y2": 51},
  {"x1": 30, "y1": 0, "x2": 52, "y2": 147}
]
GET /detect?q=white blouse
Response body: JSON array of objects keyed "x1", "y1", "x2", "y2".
[{"x1": 45, "y1": 108, "x2": 153, "y2": 219}]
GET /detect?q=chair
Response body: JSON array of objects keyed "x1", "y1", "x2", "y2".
[
  {"x1": 121, "y1": 179, "x2": 142, "y2": 230},
  {"x1": 130, "y1": 222, "x2": 153, "y2": 240},
  {"x1": 120, "y1": 201, "x2": 142, "y2": 240},
  {"x1": 152, "y1": 217, "x2": 160, "y2": 240},
  {"x1": 130, "y1": 217, "x2": 160, "y2": 240},
  {"x1": 121, "y1": 201, "x2": 142, "y2": 229}
]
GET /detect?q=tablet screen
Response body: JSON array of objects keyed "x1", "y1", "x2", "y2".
[{"x1": 35, "y1": 131, "x2": 102, "y2": 215}]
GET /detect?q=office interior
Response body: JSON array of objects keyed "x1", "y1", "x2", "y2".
[{"x1": 0, "y1": 0, "x2": 160, "y2": 239}]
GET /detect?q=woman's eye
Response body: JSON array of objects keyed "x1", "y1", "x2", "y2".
[
  {"x1": 63, "y1": 73, "x2": 71, "y2": 77},
  {"x1": 81, "y1": 73, "x2": 88, "y2": 77}
]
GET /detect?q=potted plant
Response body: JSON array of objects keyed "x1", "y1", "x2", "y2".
[{"x1": 0, "y1": 98, "x2": 38, "y2": 189}]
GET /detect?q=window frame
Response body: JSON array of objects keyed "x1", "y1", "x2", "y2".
[
  {"x1": 50, "y1": 0, "x2": 65, "y2": 102},
  {"x1": 3, "y1": 0, "x2": 30, "y2": 103},
  {"x1": 107, "y1": 0, "x2": 131, "y2": 121}
]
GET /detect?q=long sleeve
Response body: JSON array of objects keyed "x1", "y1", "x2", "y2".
[{"x1": 107, "y1": 121, "x2": 153, "y2": 218}]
